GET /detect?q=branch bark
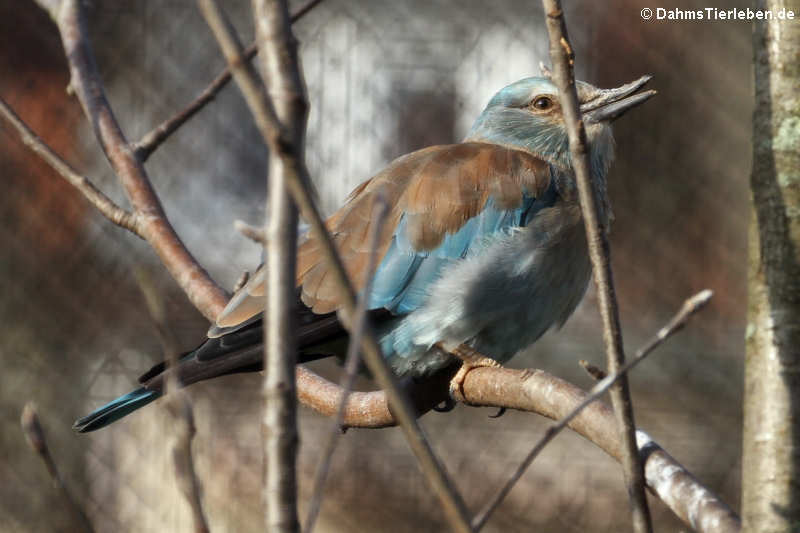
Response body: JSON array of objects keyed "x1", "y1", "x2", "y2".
[
  {"x1": 33, "y1": 0, "x2": 229, "y2": 322},
  {"x1": 541, "y1": 2, "x2": 652, "y2": 531},
  {"x1": 297, "y1": 363, "x2": 740, "y2": 533},
  {"x1": 0, "y1": 97, "x2": 140, "y2": 237},
  {"x1": 131, "y1": 0, "x2": 325, "y2": 162},
  {"x1": 743, "y1": 0, "x2": 800, "y2": 530},
  {"x1": 253, "y1": 0, "x2": 303, "y2": 531}
]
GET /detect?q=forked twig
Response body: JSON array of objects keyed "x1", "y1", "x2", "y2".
[
  {"x1": 132, "y1": 0, "x2": 327, "y2": 162},
  {"x1": 0, "y1": 97, "x2": 140, "y2": 236},
  {"x1": 472, "y1": 290, "x2": 713, "y2": 531},
  {"x1": 33, "y1": 0, "x2": 229, "y2": 322}
]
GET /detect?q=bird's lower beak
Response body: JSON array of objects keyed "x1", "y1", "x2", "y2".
[{"x1": 582, "y1": 75, "x2": 656, "y2": 123}]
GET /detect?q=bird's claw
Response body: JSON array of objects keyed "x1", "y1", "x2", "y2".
[
  {"x1": 433, "y1": 398, "x2": 457, "y2": 412},
  {"x1": 447, "y1": 344, "x2": 502, "y2": 402}
]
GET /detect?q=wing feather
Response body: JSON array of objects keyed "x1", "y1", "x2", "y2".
[{"x1": 211, "y1": 142, "x2": 552, "y2": 332}]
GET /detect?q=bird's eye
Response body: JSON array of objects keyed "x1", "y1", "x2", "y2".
[{"x1": 531, "y1": 97, "x2": 553, "y2": 110}]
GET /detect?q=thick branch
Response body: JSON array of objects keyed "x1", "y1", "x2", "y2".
[
  {"x1": 541, "y1": 2, "x2": 652, "y2": 531},
  {"x1": 743, "y1": 0, "x2": 800, "y2": 529},
  {"x1": 35, "y1": 0, "x2": 228, "y2": 321},
  {"x1": 297, "y1": 365, "x2": 740, "y2": 533}
]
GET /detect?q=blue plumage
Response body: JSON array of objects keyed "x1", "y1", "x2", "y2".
[
  {"x1": 73, "y1": 388, "x2": 159, "y2": 432},
  {"x1": 74, "y1": 74, "x2": 654, "y2": 431}
]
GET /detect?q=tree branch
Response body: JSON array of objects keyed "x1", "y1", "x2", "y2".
[
  {"x1": 0, "y1": 96, "x2": 141, "y2": 237},
  {"x1": 472, "y1": 290, "x2": 713, "y2": 531},
  {"x1": 541, "y1": 2, "x2": 652, "y2": 531},
  {"x1": 33, "y1": 0, "x2": 228, "y2": 322},
  {"x1": 131, "y1": 0, "x2": 326, "y2": 162},
  {"x1": 253, "y1": 0, "x2": 304, "y2": 531},
  {"x1": 196, "y1": 2, "x2": 472, "y2": 531},
  {"x1": 21, "y1": 403, "x2": 96, "y2": 533},
  {"x1": 296, "y1": 362, "x2": 739, "y2": 533}
]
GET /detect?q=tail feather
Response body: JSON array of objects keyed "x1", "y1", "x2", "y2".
[{"x1": 73, "y1": 387, "x2": 160, "y2": 433}]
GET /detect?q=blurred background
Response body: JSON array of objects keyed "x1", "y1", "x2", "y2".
[{"x1": 0, "y1": 0, "x2": 749, "y2": 531}]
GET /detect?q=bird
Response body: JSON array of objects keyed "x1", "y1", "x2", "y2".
[{"x1": 73, "y1": 73, "x2": 655, "y2": 432}]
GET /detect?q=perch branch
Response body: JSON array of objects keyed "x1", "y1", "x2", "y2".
[
  {"x1": 131, "y1": 0, "x2": 326, "y2": 162},
  {"x1": 34, "y1": 0, "x2": 228, "y2": 322},
  {"x1": 197, "y1": 1, "x2": 472, "y2": 531},
  {"x1": 0, "y1": 97, "x2": 140, "y2": 237},
  {"x1": 472, "y1": 290, "x2": 713, "y2": 531},
  {"x1": 541, "y1": 1, "x2": 652, "y2": 531},
  {"x1": 296, "y1": 361, "x2": 739, "y2": 533}
]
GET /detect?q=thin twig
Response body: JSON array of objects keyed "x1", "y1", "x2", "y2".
[
  {"x1": 579, "y1": 359, "x2": 607, "y2": 381},
  {"x1": 304, "y1": 193, "x2": 389, "y2": 533},
  {"x1": 135, "y1": 269, "x2": 211, "y2": 533},
  {"x1": 21, "y1": 403, "x2": 96, "y2": 533},
  {"x1": 472, "y1": 290, "x2": 713, "y2": 531},
  {"x1": 197, "y1": 2, "x2": 472, "y2": 531},
  {"x1": 131, "y1": 0, "x2": 326, "y2": 162},
  {"x1": 234, "y1": 219, "x2": 267, "y2": 246},
  {"x1": 541, "y1": 2, "x2": 653, "y2": 531},
  {"x1": 33, "y1": 0, "x2": 228, "y2": 322},
  {"x1": 0, "y1": 96, "x2": 140, "y2": 237}
]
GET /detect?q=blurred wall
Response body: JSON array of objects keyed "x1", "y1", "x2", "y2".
[{"x1": 0, "y1": 0, "x2": 750, "y2": 531}]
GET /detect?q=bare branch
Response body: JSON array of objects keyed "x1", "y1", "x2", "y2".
[
  {"x1": 579, "y1": 359, "x2": 607, "y2": 381},
  {"x1": 234, "y1": 219, "x2": 267, "y2": 246},
  {"x1": 135, "y1": 268, "x2": 211, "y2": 533},
  {"x1": 197, "y1": 2, "x2": 472, "y2": 531},
  {"x1": 21, "y1": 403, "x2": 96, "y2": 533},
  {"x1": 472, "y1": 290, "x2": 713, "y2": 531},
  {"x1": 131, "y1": 0, "x2": 326, "y2": 162},
  {"x1": 251, "y1": 0, "x2": 304, "y2": 530},
  {"x1": 0, "y1": 97, "x2": 140, "y2": 237},
  {"x1": 541, "y1": 2, "x2": 652, "y2": 531},
  {"x1": 33, "y1": 0, "x2": 228, "y2": 322},
  {"x1": 304, "y1": 194, "x2": 389, "y2": 533},
  {"x1": 296, "y1": 362, "x2": 739, "y2": 533}
]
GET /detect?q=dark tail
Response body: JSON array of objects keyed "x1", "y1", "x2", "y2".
[
  {"x1": 73, "y1": 306, "x2": 390, "y2": 433},
  {"x1": 73, "y1": 387, "x2": 160, "y2": 433}
]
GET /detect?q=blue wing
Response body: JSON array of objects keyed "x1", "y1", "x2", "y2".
[{"x1": 368, "y1": 185, "x2": 558, "y2": 314}]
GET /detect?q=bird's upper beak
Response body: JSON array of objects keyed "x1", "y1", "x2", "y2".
[{"x1": 581, "y1": 75, "x2": 656, "y2": 123}]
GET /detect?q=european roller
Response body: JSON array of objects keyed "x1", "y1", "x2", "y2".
[{"x1": 74, "y1": 74, "x2": 655, "y2": 432}]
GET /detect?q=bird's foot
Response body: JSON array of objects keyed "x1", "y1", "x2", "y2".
[{"x1": 443, "y1": 344, "x2": 502, "y2": 402}]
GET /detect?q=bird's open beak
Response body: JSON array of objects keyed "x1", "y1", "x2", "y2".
[{"x1": 582, "y1": 75, "x2": 656, "y2": 123}]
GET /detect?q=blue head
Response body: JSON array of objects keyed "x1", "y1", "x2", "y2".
[{"x1": 467, "y1": 75, "x2": 655, "y2": 176}]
